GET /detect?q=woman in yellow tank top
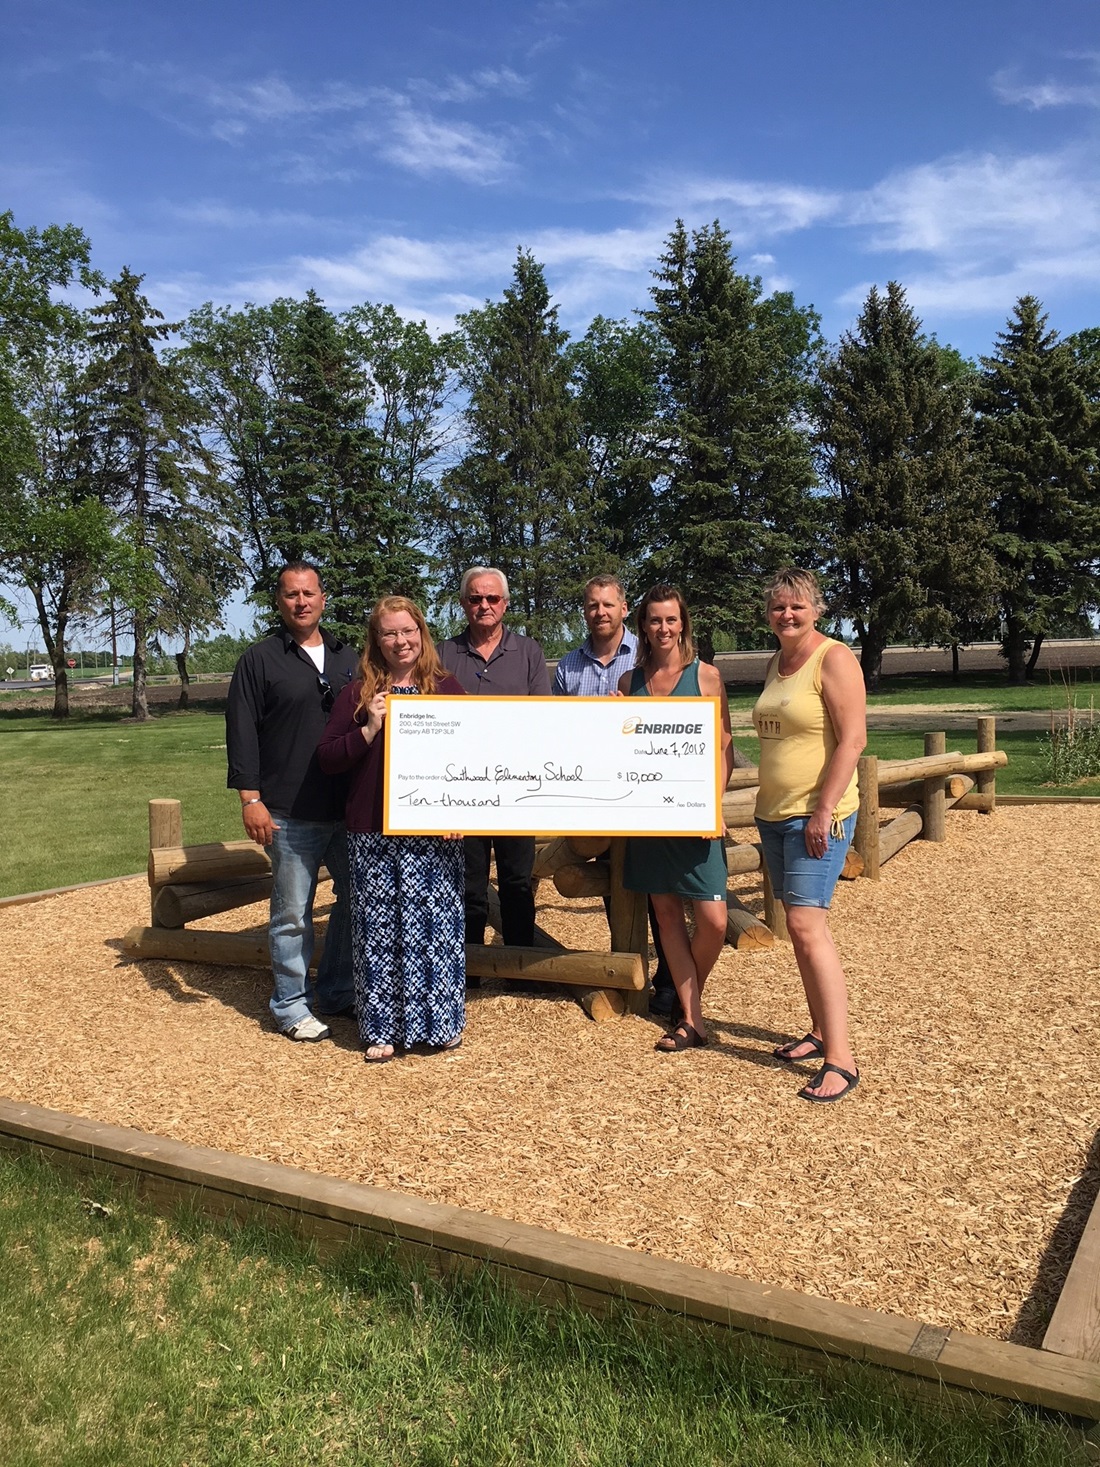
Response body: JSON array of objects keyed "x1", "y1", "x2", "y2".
[{"x1": 752, "y1": 569, "x2": 866, "y2": 1103}]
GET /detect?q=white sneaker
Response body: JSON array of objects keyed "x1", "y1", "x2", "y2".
[{"x1": 284, "y1": 1015, "x2": 331, "y2": 1042}]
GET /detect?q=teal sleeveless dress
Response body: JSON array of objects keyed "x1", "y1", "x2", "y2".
[{"x1": 622, "y1": 661, "x2": 728, "y2": 902}]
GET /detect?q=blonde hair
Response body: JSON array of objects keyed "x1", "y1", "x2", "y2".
[
  {"x1": 763, "y1": 567, "x2": 826, "y2": 618},
  {"x1": 634, "y1": 583, "x2": 695, "y2": 670},
  {"x1": 354, "y1": 596, "x2": 446, "y2": 717}
]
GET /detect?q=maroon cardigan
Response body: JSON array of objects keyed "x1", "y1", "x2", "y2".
[{"x1": 316, "y1": 675, "x2": 465, "y2": 834}]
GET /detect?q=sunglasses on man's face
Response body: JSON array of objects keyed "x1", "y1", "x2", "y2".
[{"x1": 466, "y1": 594, "x2": 503, "y2": 606}]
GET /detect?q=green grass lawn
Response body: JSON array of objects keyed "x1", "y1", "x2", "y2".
[
  {"x1": 0, "y1": 707, "x2": 241, "y2": 896},
  {"x1": 0, "y1": 1150, "x2": 1086, "y2": 1467},
  {"x1": 0, "y1": 677, "x2": 1090, "y2": 898}
]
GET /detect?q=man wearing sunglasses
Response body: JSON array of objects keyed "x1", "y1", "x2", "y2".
[
  {"x1": 439, "y1": 566, "x2": 550, "y2": 954},
  {"x1": 226, "y1": 561, "x2": 359, "y2": 1041}
]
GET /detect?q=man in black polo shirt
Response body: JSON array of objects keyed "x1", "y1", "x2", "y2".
[
  {"x1": 226, "y1": 562, "x2": 358, "y2": 1040},
  {"x1": 439, "y1": 566, "x2": 549, "y2": 949}
]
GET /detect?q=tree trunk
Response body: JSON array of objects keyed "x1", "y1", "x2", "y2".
[
  {"x1": 131, "y1": 608, "x2": 151, "y2": 721},
  {"x1": 1002, "y1": 615, "x2": 1029, "y2": 685},
  {"x1": 951, "y1": 642, "x2": 960, "y2": 681},
  {"x1": 176, "y1": 647, "x2": 191, "y2": 711},
  {"x1": 858, "y1": 621, "x2": 887, "y2": 692},
  {"x1": 1025, "y1": 631, "x2": 1045, "y2": 679},
  {"x1": 51, "y1": 662, "x2": 71, "y2": 719}
]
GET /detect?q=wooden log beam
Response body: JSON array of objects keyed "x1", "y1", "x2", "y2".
[
  {"x1": 876, "y1": 749, "x2": 1007, "y2": 786},
  {"x1": 721, "y1": 790, "x2": 758, "y2": 827},
  {"x1": 553, "y1": 861, "x2": 610, "y2": 899},
  {"x1": 148, "y1": 799, "x2": 183, "y2": 923},
  {"x1": 725, "y1": 767, "x2": 761, "y2": 791},
  {"x1": 123, "y1": 925, "x2": 646, "y2": 990},
  {"x1": 954, "y1": 791, "x2": 996, "y2": 813},
  {"x1": 149, "y1": 799, "x2": 182, "y2": 852},
  {"x1": 149, "y1": 841, "x2": 272, "y2": 888},
  {"x1": 841, "y1": 847, "x2": 864, "y2": 880},
  {"x1": 469, "y1": 946, "x2": 645, "y2": 989},
  {"x1": 855, "y1": 755, "x2": 880, "y2": 881},
  {"x1": 726, "y1": 842, "x2": 763, "y2": 875},
  {"x1": 532, "y1": 837, "x2": 579, "y2": 878},
  {"x1": 761, "y1": 860, "x2": 788, "y2": 939},
  {"x1": 923, "y1": 731, "x2": 947, "y2": 843},
  {"x1": 488, "y1": 884, "x2": 626, "y2": 1022},
  {"x1": 976, "y1": 716, "x2": 997, "y2": 809},
  {"x1": 608, "y1": 838, "x2": 649, "y2": 1015},
  {"x1": 879, "y1": 806, "x2": 924, "y2": 865},
  {"x1": 878, "y1": 774, "x2": 970, "y2": 808},
  {"x1": 567, "y1": 836, "x2": 611, "y2": 860},
  {"x1": 152, "y1": 876, "x2": 273, "y2": 930},
  {"x1": 725, "y1": 894, "x2": 774, "y2": 950},
  {"x1": 123, "y1": 925, "x2": 280, "y2": 970},
  {"x1": 879, "y1": 776, "x2": 977, "y2": 867},
  {"x1": 120, "y1": 927, "x2": 645, "y2": 985}
]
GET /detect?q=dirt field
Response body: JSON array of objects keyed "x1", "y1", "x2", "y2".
[{"x1": 4, "y1": 805, "x2": 1099, "y2": 1346}]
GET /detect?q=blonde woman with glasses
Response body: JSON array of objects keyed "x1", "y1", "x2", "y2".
[{"x1": 318, "y1": 596, "x2": 467, "y2": 1063}]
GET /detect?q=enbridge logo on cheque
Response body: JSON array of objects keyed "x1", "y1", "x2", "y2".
[{"x1": 621, "y1": 717, "x2": 704, "y2": 735}]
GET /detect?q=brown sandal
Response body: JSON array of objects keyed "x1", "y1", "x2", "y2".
[{"x1": 655, "y1": 1022, "x2": 708, "y2": 1053}]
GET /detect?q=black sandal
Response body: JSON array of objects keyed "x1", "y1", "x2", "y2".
[
  {"x1": 798, "y1": 1062, "x2": 859, "y2": 1103},
  {"x1": 655, "y1": 1022, "x2": 708, "y2": 1053},
  {"x1": 773, "y1": 1032, "x2": 825, "y2": 1064}
]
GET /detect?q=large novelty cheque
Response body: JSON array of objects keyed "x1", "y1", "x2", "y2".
[{"x1": 383, "y1": 695, "x2": 723, "y2": 836}]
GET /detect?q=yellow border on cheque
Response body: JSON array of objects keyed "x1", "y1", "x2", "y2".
[{"x1": 382, "y1": 694, "x2": 723, "y2": 839}]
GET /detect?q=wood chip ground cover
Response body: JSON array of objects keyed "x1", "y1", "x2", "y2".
[{"x1": 4, "y1": 806, "x2": 1098, "y2": 1346}]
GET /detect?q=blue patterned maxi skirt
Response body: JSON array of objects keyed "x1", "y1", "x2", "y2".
[{"x1": 347, "y1": 833, "x2": 466, "y2": 1049}]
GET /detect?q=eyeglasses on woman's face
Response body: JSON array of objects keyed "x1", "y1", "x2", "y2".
[{"x1": 378, "y1": 625, "x2": 421, "y2": 643}]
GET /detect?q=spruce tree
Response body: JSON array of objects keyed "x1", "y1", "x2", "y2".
[
  {"x1": 817, "y1": 282, "x2": 989, "y2": 690},
  {"x1": 646, "y1": 220, "x2": 820, "y2": 656},
  {"x1": 439, "y1": 251, "x2": 593, "y2": 647},
  {"x1": 82, "y1": 269, "x2": 233, "y2": 720},
  {"x1": 569, "y1": 315, "x2": 662, "y2": 583},
  {"x1": 264, "y1": 292, "x2": 421, "y2": 635},
  {"x1": 976, "y1": 297, "x2": 1100, "y2": 682}
]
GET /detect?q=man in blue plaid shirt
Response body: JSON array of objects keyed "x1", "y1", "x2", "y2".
[
  {"x1": 553, "y1": 574, "x2": 679, "y2": 1020},
  {"x1": 552, "y1": 573, "x2": 638, "y2": 696}
]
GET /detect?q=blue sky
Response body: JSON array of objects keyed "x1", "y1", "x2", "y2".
[{"x1": 3, "y1": 0, "x2": 1100, "y2": 644}]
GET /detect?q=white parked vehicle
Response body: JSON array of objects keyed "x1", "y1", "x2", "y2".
[{"x1": 29, "y1": 664, "x2": 53, "y2": 682}]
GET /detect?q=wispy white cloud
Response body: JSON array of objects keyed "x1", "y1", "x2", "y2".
[
  {"x1": 837, "y1": 145, "x2": 1100, "y2": 320},
  {"x1": 372, "y1": 96, "x2": 515, "y2": 183},
  {"x1": 992, "y1": 54, "x2": 1100, "y2": 110},
  {"x1": 628, "y1": 173, "x2": 842, "y2": 237},
  {"x1": 165, "y1": 201, "x2": 336, "y2": 231},
  {"x1": 84, "y1": 54, "x2": 521, "y2": 185},
  {"x1": 408, "y1": 68, "x2": 530, "y2": 104},
  {"x1": 851, "y1": 149, "x2": 1100, "y2": 257}
]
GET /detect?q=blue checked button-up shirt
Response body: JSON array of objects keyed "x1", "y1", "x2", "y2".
[{"x1": 552, "y1": 627, "x2": 638, "y2": 697}]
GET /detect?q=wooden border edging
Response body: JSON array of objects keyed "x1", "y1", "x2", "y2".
[
  {"x1": 3, "y1": 1098, "x2": 1099, "y2": 1422},
  {"x1": 0, "y1": 872, "x2": 146, "y2": 911},
  {"x1": 1045, "y1": 1179, "x2": 1100, "y2": 1363}
]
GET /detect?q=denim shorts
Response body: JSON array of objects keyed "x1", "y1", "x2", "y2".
[{"x1": 755, "y1": 812, "x2": 857, "y2": 910}]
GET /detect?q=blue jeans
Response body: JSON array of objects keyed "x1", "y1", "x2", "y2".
[
  {"x1": 756, "y1": 813, "x2": 857, "y2": 910},
  {"x1": 267, "y1": 816, "x2": 354, "y2": 1029}
]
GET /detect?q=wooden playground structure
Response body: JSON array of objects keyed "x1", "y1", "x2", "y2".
[{"x1": 123, "y1": 716, "x2": 1007, "y2": 1020}]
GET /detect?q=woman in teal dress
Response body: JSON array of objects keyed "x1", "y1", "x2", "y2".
[{"x1": 617, "y1": 585, "x2": 734, "y2": 1053}]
